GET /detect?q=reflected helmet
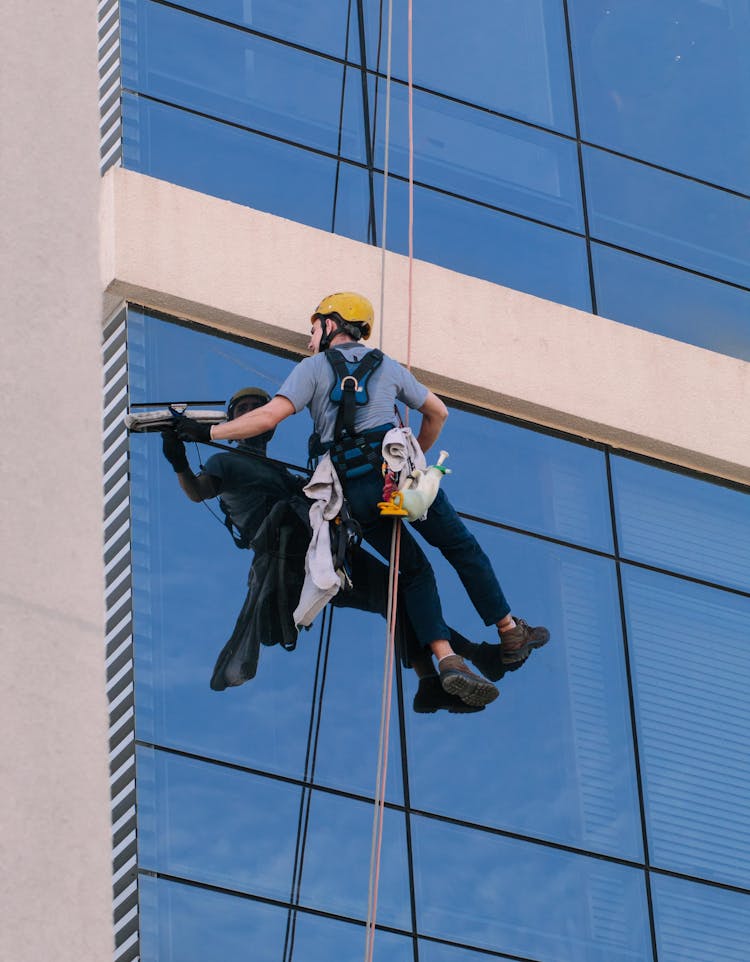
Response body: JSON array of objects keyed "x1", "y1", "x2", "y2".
[
  {"x1": 227, "y1": 386, "x2": 271, "y2": 420},
  {"x1": 311, "y1": 292, "x2": 374, "y2": 342}
]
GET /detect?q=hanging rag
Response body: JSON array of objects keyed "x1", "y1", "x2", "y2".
[{"x1": 294, "y1": 453, "x2": 346, "y2": 627}]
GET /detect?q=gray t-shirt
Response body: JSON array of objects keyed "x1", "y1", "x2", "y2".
[{"x1": 277, "y1": 342, "x2": 429, "y2": 443}]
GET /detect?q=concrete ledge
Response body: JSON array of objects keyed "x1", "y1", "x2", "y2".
[{"x1": 101, "y1": 167, "x2": 750, "y2": 485}]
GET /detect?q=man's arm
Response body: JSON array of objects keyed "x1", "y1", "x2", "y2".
[
  {"x1": 211, "y1": 395, "x2": 295, "y2": 442},
  {"x1": 416, "y1": 392, "x2": 448, "y2": 453},
  {"x1": 161, "y1": 431, "x2": 220, "y2": 502}
]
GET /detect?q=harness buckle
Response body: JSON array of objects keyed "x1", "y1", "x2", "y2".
[{"x1": 340, "y1": 375, "x2": 361, "y2": 394}]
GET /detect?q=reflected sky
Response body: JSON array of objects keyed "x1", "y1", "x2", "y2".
[
  {"x1": 412, "y1": 815, "x2": 652, "y2": 961},
  {"x1": 291, "y1": 911, "x2": 413, "y2": 962},
  {"x1": 163, "y1": 0, "x2": 352, "y2": 60},
  {"x1": 568, "y1": 0, "x2": 750, "y2": 192},
  {"x1": 359, "y1": 0, "x2": 576, "y2": 133},
  {"x1": 299, "y1": 789, "x2": 411, "y2": 930},
  {"x1": 651, "y1": 873, "x2": 750, "y2": 962},
  {"x1": 405, "y1": 521, "x2": 642, "y2": 860},
  {"x1": 592, "y1": 242, "x2": 750, "y2": 361},
  {"x1": 612, "y1": 455, "x2": 750, "y2": 593},
  {"x1": 623, "y1": 566, "x2": 750, "y2": 888},
  {"x1": 122, "y1": 1, "x2": 355, "y2": 157},
  {"x1": 139, "y1": 874, "x2": 287, "y2": 962},
  {"x1": 584, "y1": 146, "x2": 750, "y2": 289},
  {"x1": 137, "y1": 747, "x2": 302, "y2": 900}
]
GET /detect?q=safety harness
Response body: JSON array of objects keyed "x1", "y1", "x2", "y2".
[{"x1": 309, "y1": 347, "x2": 393, "y2": 481}]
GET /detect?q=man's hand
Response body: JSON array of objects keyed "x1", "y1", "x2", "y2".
[
  {"x1": 172, "y1": 415, "x2": 213, "y2": 444},
  {"x1": 161, "y1": 430, "x2": 190, "y2": 473}
]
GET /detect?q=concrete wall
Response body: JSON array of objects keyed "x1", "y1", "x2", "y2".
[
  {"x1": 102, "y1": 168, "x2": 750, "y2": 484},
  {"x1": 0, "y1": 4, "x2": 113, "y2": 961}
]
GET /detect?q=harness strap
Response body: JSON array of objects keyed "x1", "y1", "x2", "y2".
[{"x1": 326, "y1": 348, "x2": 384, "y2": 440}]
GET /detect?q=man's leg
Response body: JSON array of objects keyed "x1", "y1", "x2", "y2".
[
  {"x1": 413, "y1": 489, "x2": 550, "y2": 665},
  {"x1": 343, "y1": 471, "x2": 498, "y2": 706}
]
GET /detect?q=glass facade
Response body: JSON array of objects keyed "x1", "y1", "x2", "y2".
[
  {"x1": 128, "y1": 309, "x2": 750, "y2": 961},
  {"x1": 120, "y1": 0, "x2": 750, "y2": 359}
]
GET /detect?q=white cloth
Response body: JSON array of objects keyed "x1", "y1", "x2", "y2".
[
  {"x1": 293, "y1": 454, "x2": 345, "y2": 627},
  {"x1": 381, "y1": 426, "x2": 426, "y2": 480}
]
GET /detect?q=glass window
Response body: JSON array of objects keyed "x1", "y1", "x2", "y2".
[
  {"x1": 160, "y1": 0, "x2": 352, "y2": 59},
  {"x1": 139, "y1": 875, "x2": 287, "y2": 962},
  {"x1": 122, "y1": 94, "x2": 338, "y2": 231},
  {"x1": 584, "y1": 146, "x2": 750, "y2": 288},
  {"x1": 442, "y1": 408, "x2": 613, "y2": 552},
  {"x1": 406, "y1": 522, "x2": 643, "y2": 861},
  {"x1": 412, "y1": 815, "x2": 653, "y2": 961},
  {"x1": 129, "y1": 312, "x2": 317, "y2": 779},
  {"x1": 122, "y1": 1, "x2": 350, "y2": 156},
  {"x1": 622, "y1": 566, "x2": 750, "y2": 887},
  {"x1": 334, "y1": 168, "x2": 592, "y2": 310},
  {"x1": 370, "y1": 85, "x2": 584, "y2": 231},
  {"x1": 360, "y1": 0, "x2": 576, "y2": 134},
  {"x1": 611, "y1": 455, "x2": 750, "y2": 593},
  {"x1": 652, "y1": 873, "x2": 750, "y2": 962},
  {"x1": 290, "y1": 912, "x2": 414, "y2": 961},
  {"x1": 591, "y1": 242, "x2": 750, "y2": 361},
  {"x1": 137, "y1": 748, "x2": 302, "y2": 899},
  {"x1": 567, "y1": 0, "x2": 750, "y2": 192},
  {"x1": 311, "y1": 605, "x2": 404, "y2": 804},
  {"x1": 298, "y1": 789, "x2": 412, "y2": 930}
]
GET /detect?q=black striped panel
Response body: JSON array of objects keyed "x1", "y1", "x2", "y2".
[
  {"x1": 103, "y1": 304, "x2": 139, "y2": 962},
  {"x1": 99, "y1": 0, "x2": 122, "y2": 173}
]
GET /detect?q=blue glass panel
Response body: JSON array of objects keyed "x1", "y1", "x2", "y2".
[
  {"x1": 368, "y1": 85, "x2": 583, "y2": 231},
  {"x1": 592, "y1": 243, "x2": 750, "y2": 361},
  {"x1": 139, "y1": 875, "x2": 287, "y2": 962},
  {"x1": 406, "y1": 522, "x2": 642, "y2": 860},
  {"x1": 360, "y1": 0, "x2": 575, "y2": 133},
  {"x1": 129, "y1": 313, "x2": 317, "y2": 777},
  {"x1": 163, "y1": 0, "x2": 351, "y2": 58},
  {"x1": 652, "y1": 873, "x2": 750, "y2": 962},
  {"x1": 334, "y1": 167, "x2": 592, "y2": 310},
  {"x1": 567, "y1": 0, "x2": 750, "y2": 192},
  {"x1": 622, "y1": 566, "x2": 750, "y2": 887},
  {"x1": 137, "y1": 748, "x2": 301, "y2": 898},
  {"x1": 122, "y1": 94, "x2": 337, "y2": 230},
  {"x1": 443, "y1": 407, "x2": 612, "y2": 552},
  {"x1": 298, "y1": 789, "x2": 411, "y2": 929},
  {"x1": 312, "y1": 605, "x2": 404, "y2": 804},
  {"x1": 612, "y1": 456, "x2": 750, "y2": 593},
  {"x1": 584, "y1": 147, "x2": 750, "y2": 288},
  {"x1": 291, "y1": 912, "x2": 413, "y2": 961},
  {"x1": 413, "y1": 816, "x2": 652, "y2": 961},
  {"x1": 122, "y1": 1, "x2": 349, "y2": 156}
]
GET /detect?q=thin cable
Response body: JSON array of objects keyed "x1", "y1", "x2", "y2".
[
  {"x1": 365, "y1": 1, "x2": 415, "y2": 958},
  {"x1": 377, "y1": 0, "x2": 394, "y2": 352}
]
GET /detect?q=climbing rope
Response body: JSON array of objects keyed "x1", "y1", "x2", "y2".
[{"x1": 365, "y1": 0, "x2": 414, "y2": 958}]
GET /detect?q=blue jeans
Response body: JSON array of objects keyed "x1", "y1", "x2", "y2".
[{"x1": 343, "y1": 470, "x2": 510, "y2": 648}]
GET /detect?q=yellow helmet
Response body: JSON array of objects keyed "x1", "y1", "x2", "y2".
[{"x1": 311, "y1": 292, "x2": 374, "y2": 341}]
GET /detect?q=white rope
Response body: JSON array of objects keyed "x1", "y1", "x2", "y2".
[{"x1": 366, "y1": 2, "x2": 398, "y2": 958}]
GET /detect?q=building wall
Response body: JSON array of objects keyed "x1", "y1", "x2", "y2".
[{"x1": 0, "y1": 3, "x2": 113, "y2": 961}]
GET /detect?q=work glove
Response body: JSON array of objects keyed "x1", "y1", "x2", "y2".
[
  {"x1": 172, "y1": 415, "x2": 213, "y2": 444},
  {"x1": 161, "y1": 430, "x2": 190, "y2": 473}
]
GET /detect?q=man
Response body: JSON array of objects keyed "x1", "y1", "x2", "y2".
[
  {"x1": 163, "y1": 386, "x2": 516, "y2": 713},
  {"x1": 175, "y1": 293, "x2": 549, "y2": 709}
]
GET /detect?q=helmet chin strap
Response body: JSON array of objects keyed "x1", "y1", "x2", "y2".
[{"x1": 319, "y1": 313, "x2": 362, "y2": 352}]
